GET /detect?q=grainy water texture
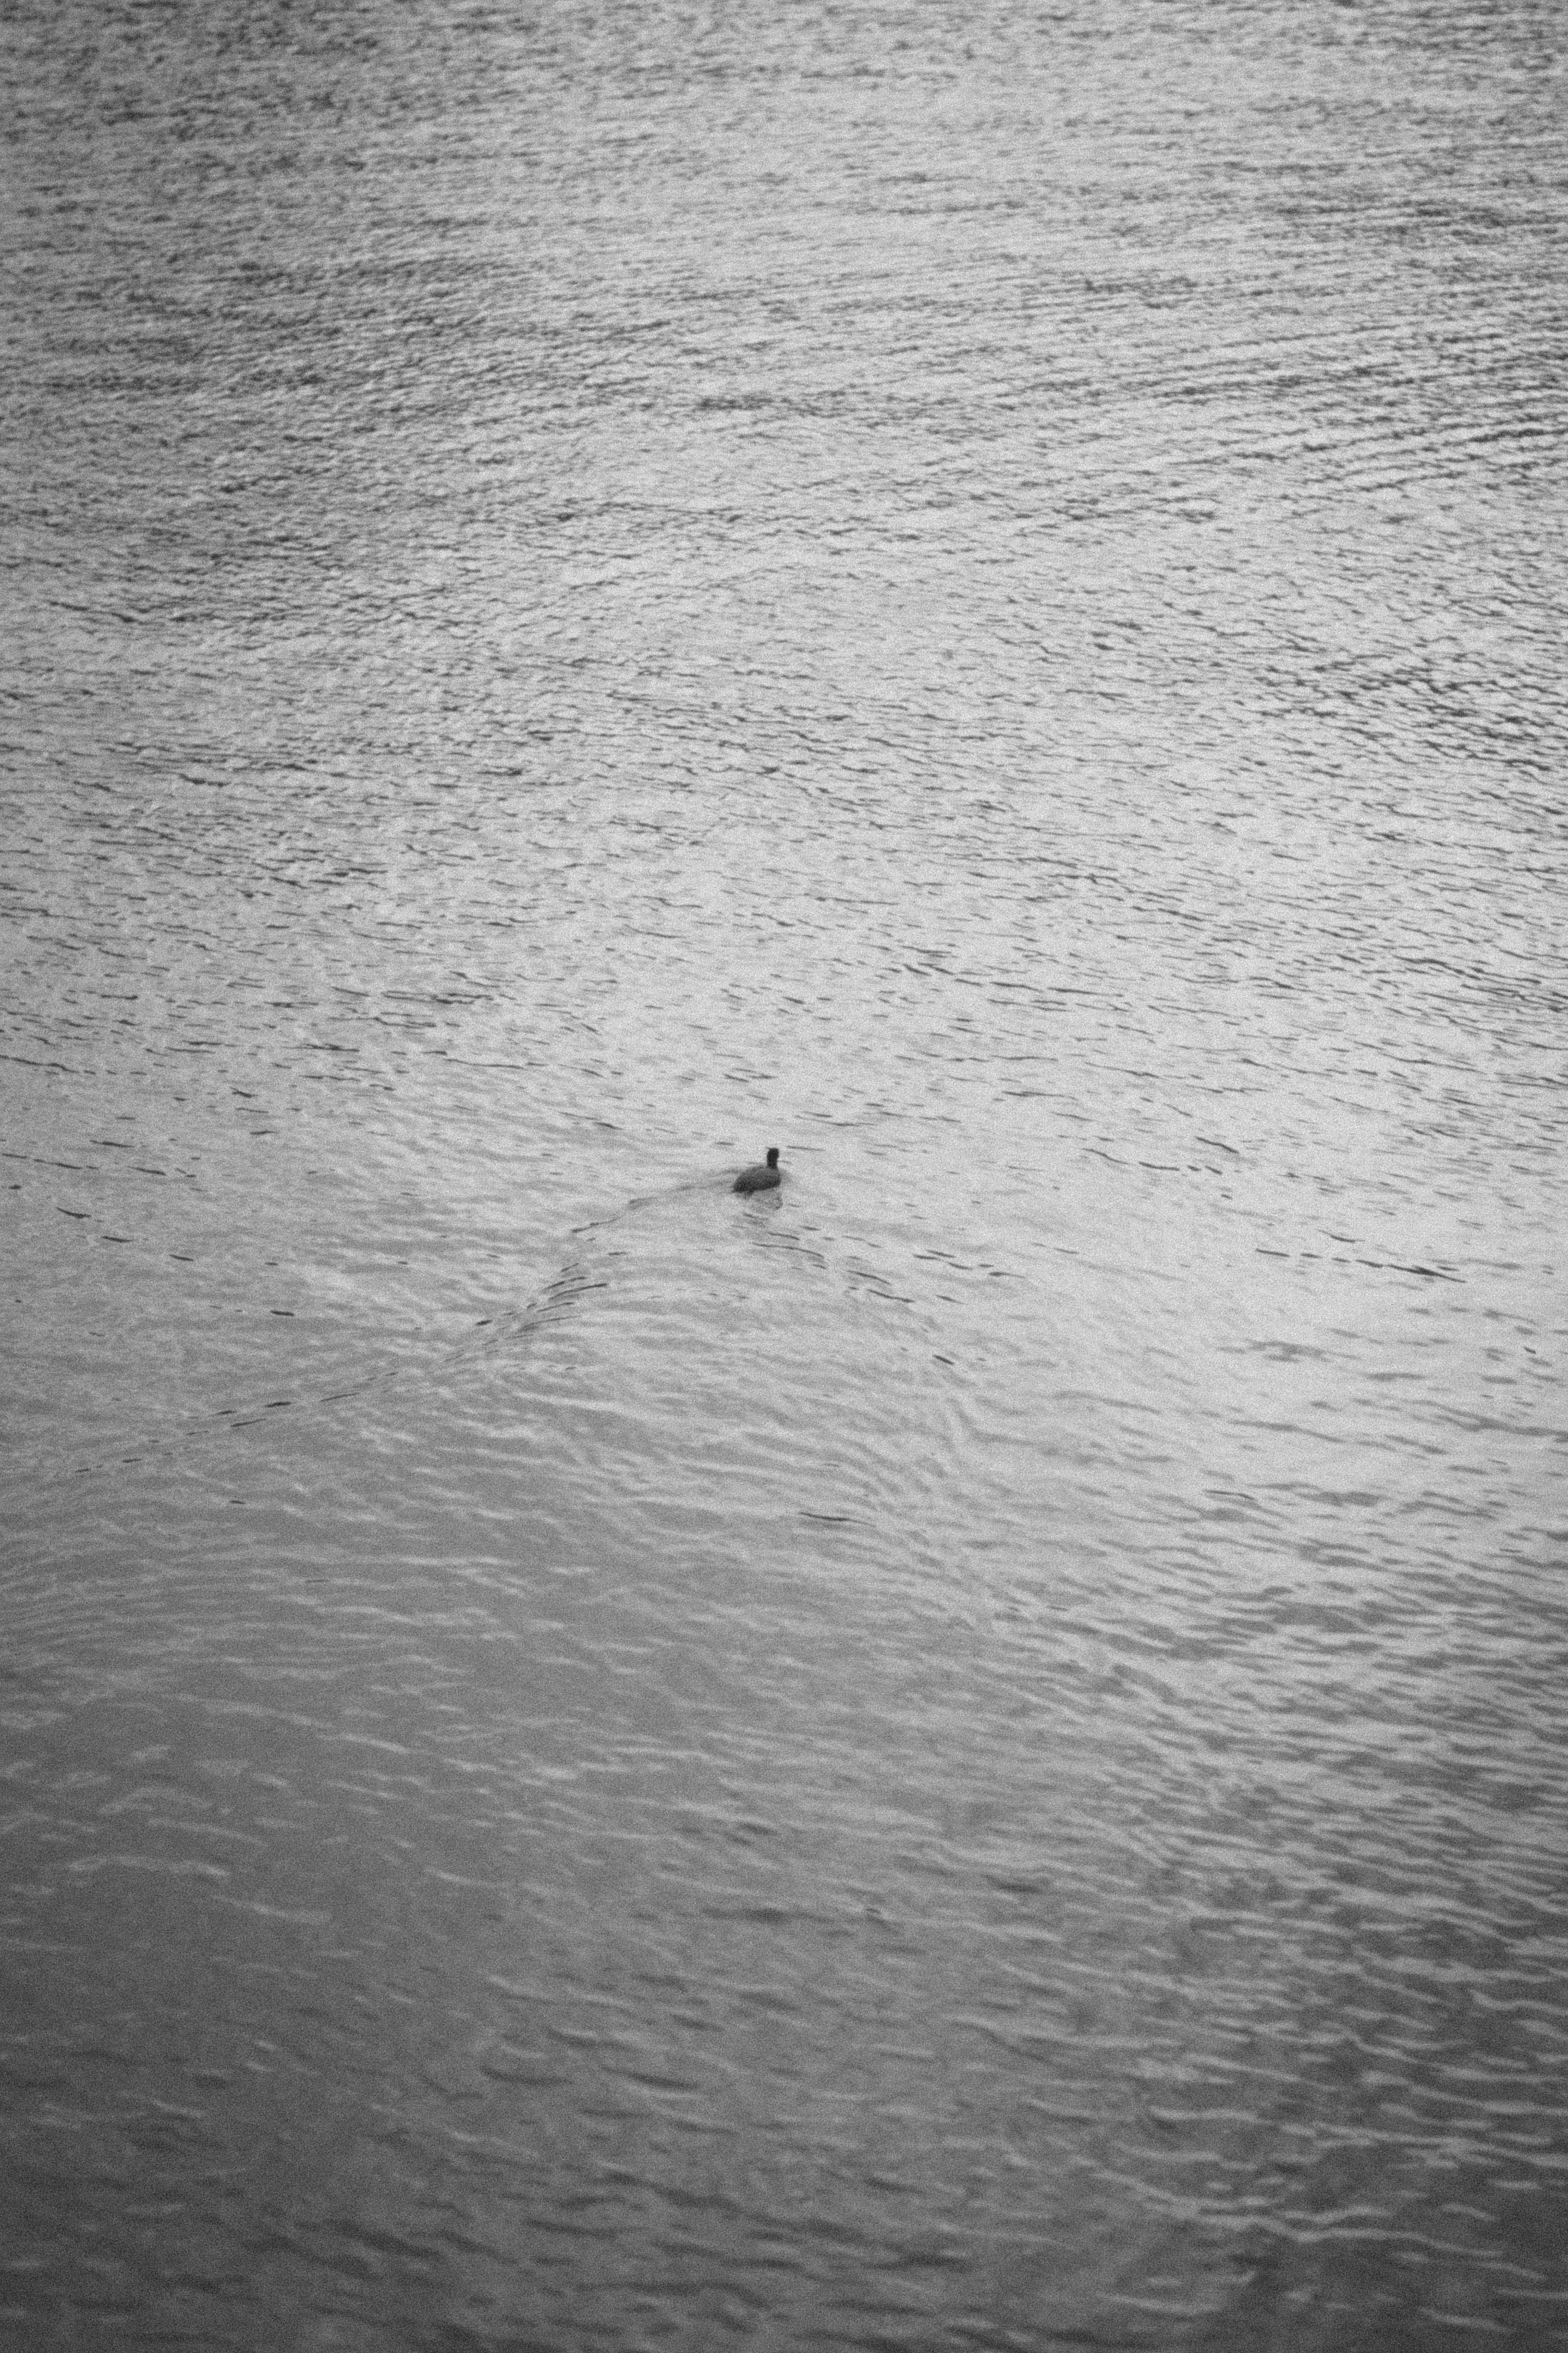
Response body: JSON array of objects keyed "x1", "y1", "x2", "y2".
[{"x1": 2, "y1": 1, "x2": 1565, "y2": 2347}]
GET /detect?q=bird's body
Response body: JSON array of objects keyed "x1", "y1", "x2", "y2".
[{"x1": 733, "y1": 1146, "x2": 782, "y2": 1194}]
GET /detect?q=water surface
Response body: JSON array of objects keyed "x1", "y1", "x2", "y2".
[{"x1": 3, "y1": 2, "x2": 1566, "y2": 2346}]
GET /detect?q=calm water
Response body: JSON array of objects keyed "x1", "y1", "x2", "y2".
[{"x1": 3, "y1": 2, "x2": 1566, "y2": 2346}]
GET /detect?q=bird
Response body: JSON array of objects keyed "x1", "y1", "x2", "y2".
[{"x1": 733, "y1": 1146, "x2": 782, "y2": 1194}]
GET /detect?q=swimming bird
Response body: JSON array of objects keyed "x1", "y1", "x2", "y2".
[{"x1": 733, "y1": 1146, "x2": 781, "y2": 1194}]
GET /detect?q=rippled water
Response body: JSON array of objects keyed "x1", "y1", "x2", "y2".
[{"x1": 4, "y1": 1, "x2": 1566, "y2": 2346}]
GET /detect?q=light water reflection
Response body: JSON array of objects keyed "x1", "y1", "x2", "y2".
[{"x1": 4, "y1": 1, "x2": 1566, "y2": 2346}]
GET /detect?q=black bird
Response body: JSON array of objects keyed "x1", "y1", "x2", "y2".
[{"x1": 733, "y1": 1146, "x2": 782, "y2": 1195}]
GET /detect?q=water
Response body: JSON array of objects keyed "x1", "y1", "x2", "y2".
[{"x1": 3, "y1": 1, "x2": 1566, "y2": 2346}]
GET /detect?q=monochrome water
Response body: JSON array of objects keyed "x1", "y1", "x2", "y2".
[{"x1": 3, "y1": 2, "x2": 1565, "y2": 2346}]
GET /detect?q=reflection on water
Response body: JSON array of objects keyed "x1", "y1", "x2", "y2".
[{"x1": 3, "y1": 0, "x2": 1566, "y2": 2346}]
